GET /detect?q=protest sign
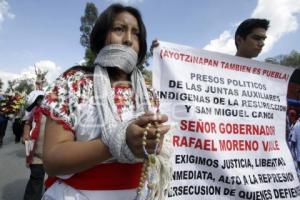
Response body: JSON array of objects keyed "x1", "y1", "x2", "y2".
[{"x1": 152, "y1": 41, "x2": 300, "y2": 199}]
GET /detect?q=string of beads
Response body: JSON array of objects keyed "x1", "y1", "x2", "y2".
[
  {"x1": 135, "y1": 89, "x2": 161, "y2": 200},
  {"x1": 135, "y1": 121, "x2": 161, "y2": 200}
]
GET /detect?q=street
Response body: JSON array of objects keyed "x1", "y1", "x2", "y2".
[{"x1": 0, "y1": 121, "x2": 29, "y2": 200}]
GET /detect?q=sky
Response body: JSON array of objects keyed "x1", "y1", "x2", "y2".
[{"x1": 0, "y1": 0, "x2": 300, "y2": 90}]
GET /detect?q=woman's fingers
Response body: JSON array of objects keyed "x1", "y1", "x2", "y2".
[
  {"x1": 126, "y1": 111, "x2": 170, "y2": 158},
  {"x1": 126, "y1": 121, "x2": 170, "y2": 158},
  {"x1": 135, "y1": 113, "x2": 168, "y2": 127},
  {"x1": 144, "y1": 124, "x2": 170, "y2": 139}
]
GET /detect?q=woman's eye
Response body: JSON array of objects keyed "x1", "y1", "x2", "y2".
[
  {"x1": 113, "y1": 27, "x2": 123, "y2": 32},
  {"x1": 132, "y1": 30, "x2": 140, "y2": 37}
]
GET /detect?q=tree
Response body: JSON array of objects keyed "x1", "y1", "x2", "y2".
[
  {"x1": 6, "y1": 80, "x2": 15, "y2": 93},
  {"x1": 265, "y1": 50, "x2": 300, "y2": 68},
  {"x1": 14, "y1": 80, "x2": 34, "y2": 94},
  {"x1": 140, "y1": 51, "x2": 153, "y2": 84},
  {"x1": 0, "y1": 79, "x2": 3, "y2": 90},
  {"x1": 80, "y1": 2, "x2": 98, "y2": 66},
  {"x1": 5, "y1": 78, "x2": 35, "y2": 94},
  {"x1": 281, "y1": 51, "x2": 300, "y2": 68},
  {"x1": 84, "y1": 48, "x2": 96, "y2": 67}
]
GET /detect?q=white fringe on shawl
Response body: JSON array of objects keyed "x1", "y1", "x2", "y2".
[{"x1": 93, "y1": 44, "x2": 172, "y2": 200}]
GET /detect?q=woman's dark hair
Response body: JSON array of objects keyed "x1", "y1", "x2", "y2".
[
  {"x1": 90, "y1": 3, "x2": 147, "y2": 66},
  {"x1": 26, "y1": 95, "x2": 44, "y2": 112}
]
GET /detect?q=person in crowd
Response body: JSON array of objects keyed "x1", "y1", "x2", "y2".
[
  {"x1": 287, "y1": 108, "x2": 298, "y2": 141},
  {"x1": 286, "y1": 108, "x2": 298, "y2": 166},
  {"x1": 12, "y1": 104, "x2": 25, "y2": 143},
  {"x1": 0, "y1": 93, "x2": 9, "y2": 147},
  {"x1": 291, "y1": 115, "x2": 300, "y2": 173},
  {"x1": 235, "y1": 18, "x2": 270, "y2": 59},
  {"x1": 12, "y1": 117, "x2": 24, "y2": 143},
  {"x1": 23, "y1": 90, "x2": 46, "y2": 200},
  {"x1": 41, "y1": 3, "x2": 172, "y2": 200},
  {"x1": 0, "y1": 113, "x2": 8, "y2": 147}
]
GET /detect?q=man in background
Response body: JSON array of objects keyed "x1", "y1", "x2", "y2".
[{"x1": 235, "y1": 18, "x2": 270, "y2": 59}]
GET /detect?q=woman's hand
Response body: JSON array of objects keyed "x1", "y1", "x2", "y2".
[
  {"x1": 126, "y1": 112, "x2": 170, "y2": 158},
  {"x1": 23, "y1": 123, "x2": 31, "y2": 140}
]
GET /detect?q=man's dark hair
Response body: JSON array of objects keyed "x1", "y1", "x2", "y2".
[
  {"x1": 90, "y1": 3, "x2": 147, "y2": 66},
  {"x1": 235, "y1": 18, "x2": 270, "y2": 47}
]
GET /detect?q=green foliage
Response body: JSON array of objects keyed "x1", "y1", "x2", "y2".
[
  {"x1": 0, "y1": 79, "x2": 3, "y2": 90},
  {"x1": 281, "y1": 51, "x2": 300, "y2": 68},
  {"x1": 140, "y1": 51, "x2": 153, "y2": 84},
  {"x1": 80, "y1": 2, "x2": 98, "y2": 48},
  {"x1": 265, "y1": 50, "x2": 300, "y2": 68},
  {"x1": 14, "y1": 80, "x2": 34, "y2": 94},
  {"x1": 5, "y1": 79, "x2": 34, "y2": 94},
  {"x1": 80, "y1": 2, "x2": 98, "y2": 66},
  {"x1": 84, "y1": 48, "x2": 96, "y2": 67},
  {"x1": 6, "y1": 80, "x2": 15, "y2": 93}
]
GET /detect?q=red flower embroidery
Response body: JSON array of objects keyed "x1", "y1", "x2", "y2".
[
  {"x1": 79, "y1": 78, "x2": 87, "y2": 87},
  {"x1": 72, "y1": 81, "x2": 78, "y2": 92},
  {"x1": 45, "y1": 93, "x2": 58, "y2": 103},
  {"x1": 53, "y1": 86, "x2": 59, "y2": 94},
  {"x1": 60, "y1": 104, "x2": 70, "y2": 115}
]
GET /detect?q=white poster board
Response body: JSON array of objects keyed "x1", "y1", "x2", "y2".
[{"x1": 152, "y1": 41, "x2": 300, "y2": 200}]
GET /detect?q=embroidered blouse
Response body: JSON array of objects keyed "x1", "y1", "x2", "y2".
[
  {"x1": 42, "y1": 67, "x2": 154, "y2": 142},
  {"x1": 41, "y1": 67, "x2": 171, "y2": 200}
]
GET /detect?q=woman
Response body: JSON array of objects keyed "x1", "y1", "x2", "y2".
[
  {"x1": 42, "y1": 4, "x2": 172, "y2": 200},
  {"x1": 23, "y1": 90, "x2": 46, "y2": 200}
]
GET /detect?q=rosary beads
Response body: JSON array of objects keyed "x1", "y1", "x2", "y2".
[{"x1": 135, "y1": 121, "x2": 161, "y2": 200}]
